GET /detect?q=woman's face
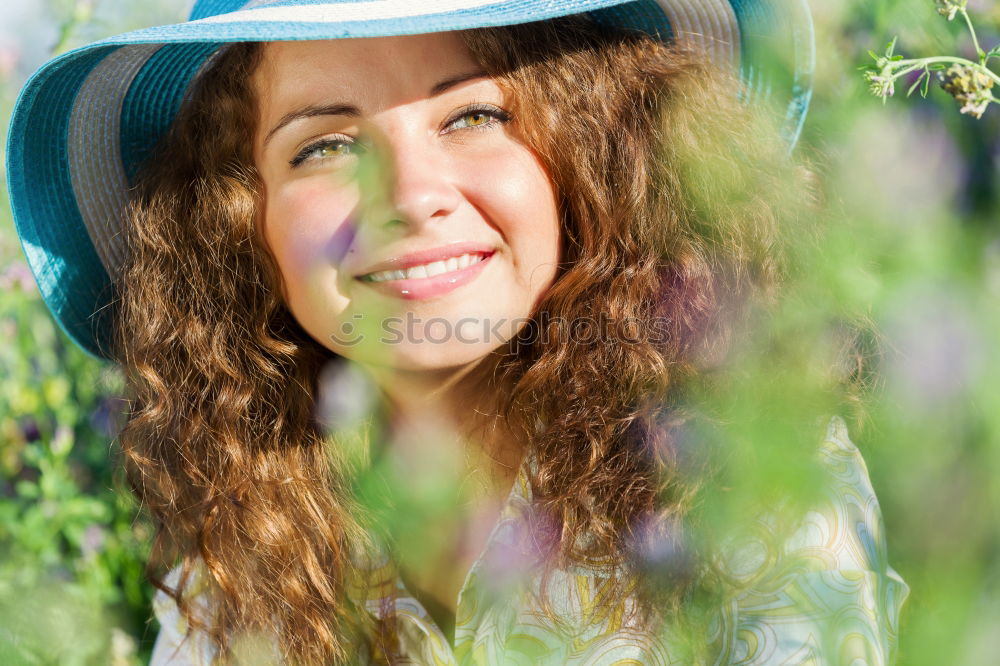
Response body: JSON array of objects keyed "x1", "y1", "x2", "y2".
[{"x1": 252, "y1": 32, "x2": 562, "y2": 373}]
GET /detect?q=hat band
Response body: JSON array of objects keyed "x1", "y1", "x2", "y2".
[
  {"x1": 69, "y1": 45, "x2": 159, "y2": 281},
  {"x1": 68, "y1": 43, "x2": 220, "y2": 283}
]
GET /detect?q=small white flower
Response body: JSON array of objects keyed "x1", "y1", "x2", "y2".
[{"x1": 935, "y1": 0, "x2": 967, "y2": 21}]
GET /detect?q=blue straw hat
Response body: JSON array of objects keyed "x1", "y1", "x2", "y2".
[{"x1": 5, "y1": 0, "x2": 814, "y2": 363}]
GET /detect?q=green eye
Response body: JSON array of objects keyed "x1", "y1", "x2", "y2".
[
  {"x1": 290, "y1": 138, "x2": 361, "y2": 168},
  {"x1": 316, "y1": 143, "x2": 352, "y2": 158}
]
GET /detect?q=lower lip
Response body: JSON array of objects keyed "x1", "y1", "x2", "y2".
[{"x1": 356, "y1": 252, "x2": 495, "y2": 300}]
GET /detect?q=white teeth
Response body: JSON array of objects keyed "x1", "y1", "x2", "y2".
[
  {"x1": 423, "y1": 260, "x2": 449, "y2": 278},
  {"x1": 363, "y1": 252, "x2": 487, "y2": 283},
  {"x1": 407, "y1": 264, "x2": 429, "y2": 279}
]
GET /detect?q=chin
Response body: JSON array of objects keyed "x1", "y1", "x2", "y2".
[
  {"x1": 319, "y1": 309, "x2": 534, "y2": 374},
  {"x1": 364, "y1": 342, "x2": 503, "y2": 374}
]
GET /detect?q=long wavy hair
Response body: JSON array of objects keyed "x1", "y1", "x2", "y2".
[{"x1": 115, "y1": 14, "x2": 820, "y2": 665}]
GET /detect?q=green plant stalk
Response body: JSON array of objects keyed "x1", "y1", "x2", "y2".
[
  {"x1": 889, "y1": 56, "x2": 1000, "y2": 88},
  {"x1": 960, "y1": 8, "x2": 986, "y2": 64}
]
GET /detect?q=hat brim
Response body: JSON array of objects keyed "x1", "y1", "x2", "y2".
[{"x1": 5, "y1": 0, "x2": 814, "y2": 362}]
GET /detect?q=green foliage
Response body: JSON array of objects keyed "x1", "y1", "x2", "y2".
[
  {"x1": 0, "y1": 2, "x2": 193, "y2": 659},
  {"x1": 862, "y1": 1, "x2": 999, "y2": 117},
  {"x1": 0, "y1": 2, "x2": 158, "y2": 653},
  {"x1": 0, "y1": 246, "x2": 154, "y2": 663}
]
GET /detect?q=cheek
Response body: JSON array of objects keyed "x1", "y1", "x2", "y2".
[
  {"x1": 264, "y1": 179, "x2": 360, "y2": 273},
  {"x1": 467, "y1": 148, "x2": 561, "y2": 284},
  {"x1": 262, "y1": 179, "x2": 360, "y2": 317}
]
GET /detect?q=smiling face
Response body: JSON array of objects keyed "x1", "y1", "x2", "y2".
[{"x1": 252, "y1": 33, "x2": 562, "y2": 373}]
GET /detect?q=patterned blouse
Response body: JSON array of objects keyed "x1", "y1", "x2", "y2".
[{"x1": 150, "y1": 416, "x2": 909, "y2": 665}]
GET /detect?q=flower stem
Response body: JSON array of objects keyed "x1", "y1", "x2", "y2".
[
  {"x1": 959, "y1": 8, "x2": 986, "y2": 64},
  {"x1": 891, "y1": 56, "x2": 1000, "y2": 88}
]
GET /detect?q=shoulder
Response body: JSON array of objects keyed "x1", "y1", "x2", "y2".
[
  {"x1": 149, "y1": 562, "x2": 218, "y2": 666},
  {"x1": 712, "y1": 416, "x2": 910, "y2": 665}
]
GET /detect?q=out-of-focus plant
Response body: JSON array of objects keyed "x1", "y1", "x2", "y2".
[
  {"x1": 0, "y1": 2, "x2": 167, "y2": 664},
  {"x1": 863, "y1": 0, "x2": 999, "y2": 118},
  {"x1": 0, "y1": 252, "x2": 153, "y2": 664},
  {"x1": 819, "y1": 2, "x2": 1000, "y2": 664}
]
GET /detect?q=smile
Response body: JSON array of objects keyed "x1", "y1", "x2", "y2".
[
  {"x1": 359, "y1": 252, "x2": 491, "y2": 283},
  {"x1": 356, "y1": 251, "x2": 495, "y2": 301}
]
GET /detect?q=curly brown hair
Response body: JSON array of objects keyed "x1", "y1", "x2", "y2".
[{"x1": 114, "y1": 14, "x2": 820, "y2": 665}]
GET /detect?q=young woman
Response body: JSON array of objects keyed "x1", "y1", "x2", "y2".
[{"x1": 6, "y1": 1, "x2": 908, "y2": 664}]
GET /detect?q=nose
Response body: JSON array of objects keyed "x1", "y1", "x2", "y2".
[{"x1": 360, "y1": 130, "x2": 462, "y2": 232}]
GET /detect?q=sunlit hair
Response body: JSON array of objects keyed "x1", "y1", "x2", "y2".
[{"x1": 115, "y1": 15, "x2": 819, "y2": 665}]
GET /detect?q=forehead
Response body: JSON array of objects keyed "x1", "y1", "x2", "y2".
[{"x1": 253, "y1": 32, "x2": 480, "y2": 106}]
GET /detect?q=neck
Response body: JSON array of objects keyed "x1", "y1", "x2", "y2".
[
  {"x1": 355, "y1": 355, "x2": 526, "y2": 629},
  {"x1": 360, "y1": 353, "x2": 523, "y2": 497}
]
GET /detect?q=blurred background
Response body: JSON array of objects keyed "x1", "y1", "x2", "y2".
[{"x1": 0, "y1": 0, "x2": 998, "y2": 664}]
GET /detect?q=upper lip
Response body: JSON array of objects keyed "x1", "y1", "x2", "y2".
[{"x1": 355, "y1": 241, "x2": 496, "y2": 277}]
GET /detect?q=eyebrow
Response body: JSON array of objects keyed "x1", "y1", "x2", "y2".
[{"x1": 262, "y1": 69, "x2": 489, "y2": 147}]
